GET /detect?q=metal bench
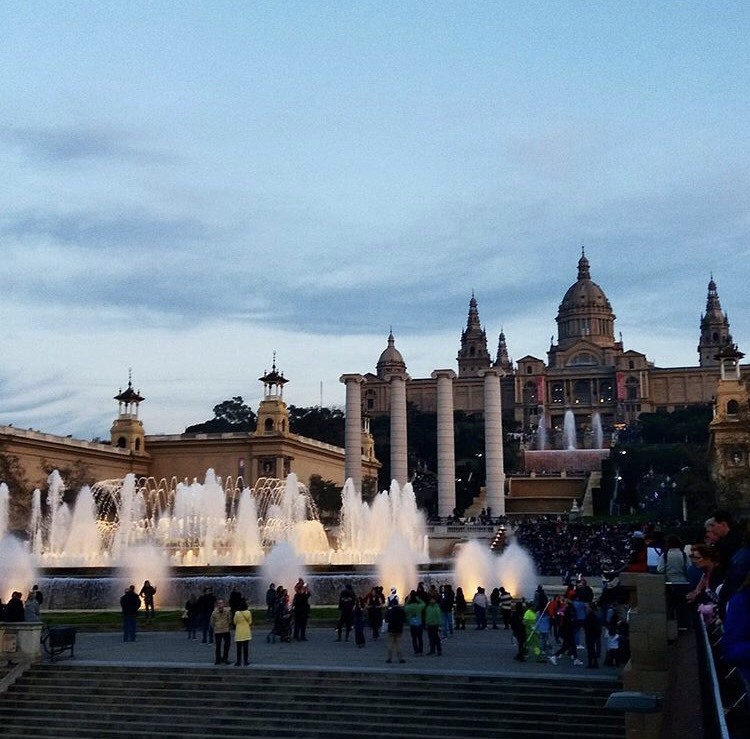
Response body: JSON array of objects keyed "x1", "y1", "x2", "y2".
[{"x1": 41, "y1": 626, "x2": 77, "y2": 661}]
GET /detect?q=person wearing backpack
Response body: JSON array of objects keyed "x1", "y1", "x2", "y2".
[{"x1": 657, "y1": 534, "x2": 690, "y2": 630}]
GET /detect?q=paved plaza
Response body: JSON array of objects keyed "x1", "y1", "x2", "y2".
[{"x1": 62, "y1": 623, "x2": 621, "y2": 681}]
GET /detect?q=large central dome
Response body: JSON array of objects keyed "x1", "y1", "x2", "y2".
[{"x1": 555, "y1": 251, "x2": 616, "y2": 350}]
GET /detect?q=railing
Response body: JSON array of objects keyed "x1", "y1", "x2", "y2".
[{"x1": 696, "y1": 616, "x2": 748, "y2": 739}]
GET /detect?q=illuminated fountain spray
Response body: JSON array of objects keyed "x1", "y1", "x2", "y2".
[{"x1": 453, "y1": 538, "x2": 537, "y2": 600}]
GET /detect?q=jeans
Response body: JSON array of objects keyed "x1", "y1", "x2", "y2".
[{"x1": 122, "y1": 614, "x2": 137, "y2": 642}]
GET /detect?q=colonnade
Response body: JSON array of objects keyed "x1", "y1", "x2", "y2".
[{"x1": 340, "y1": 369, "x2": 506, "y2": 516}]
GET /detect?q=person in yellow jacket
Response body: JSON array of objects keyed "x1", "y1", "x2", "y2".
[
  {"x1": 523, "y1": 602, "x2": 544, "y2": 662},
  {"x1": 233, "y1": 598, "x2": 253, "y2": 666}
]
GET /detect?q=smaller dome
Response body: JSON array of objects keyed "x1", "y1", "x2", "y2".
[{"x1": 376, "y1": 331, "x2": 406, "y2": 378}]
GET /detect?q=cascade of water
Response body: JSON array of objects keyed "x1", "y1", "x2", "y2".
[
  {"x1": 0, "y1": 483, "x2": 9, "y2": 538},
  {"x1": 47, "y1": 469, "x2": 68, "y2": 554},
  {"x1": 30, "y1": 489, "x2": 43, "y2": 558},
  {"x1": 537, "y1": 410, "x2": 548, "y2": 451},
  {"x1": 563, "y1": 409, "x2": 577, "y2": 450},
  {"x1": 62, "y1": 486, "x2": 102, "y2": 565},
  {"x1": 592, "y1": 411, "x2": 604, "y2": 449}
]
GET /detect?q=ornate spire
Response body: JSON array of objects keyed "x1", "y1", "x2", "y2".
[
  {"x1": 698, "y1": 276, "x2": 733, "y2": 367},
  {"x1": 577, "y1": 246, "x2": 591, "y2": 280}
]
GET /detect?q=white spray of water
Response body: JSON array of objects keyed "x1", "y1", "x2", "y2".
[{"x1": 260, "y1": 541, "x2": 306, "y2": 595}]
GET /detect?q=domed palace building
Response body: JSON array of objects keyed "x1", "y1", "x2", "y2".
[{"x1": 362, "y1": 251, "x2": 741, "y2": 442}]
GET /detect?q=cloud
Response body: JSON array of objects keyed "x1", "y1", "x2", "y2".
[{"x1": 0, "y1": 123, "x2": 175, "y2": 165}]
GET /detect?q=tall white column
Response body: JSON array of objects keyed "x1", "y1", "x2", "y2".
[
  {"x1": 481, "y1": 367, "x2": 506, "y2": 515},
  {"x1": 388, "y1": 374, "x2": 408, "y2": 486},
  {"x1": 431, "y1": 369, "x2": 456, "y2": 518},
  {"x1": 339, "y1": 374, "x2": 365, "y2": 491}
]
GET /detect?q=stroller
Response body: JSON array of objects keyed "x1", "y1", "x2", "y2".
[{"x1": 267, "y1": 602, "x2": 292, "y2": 643}]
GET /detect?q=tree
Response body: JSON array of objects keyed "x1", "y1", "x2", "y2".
[
  {"x1": 288, "y1": 406, "x2": 345, "y2": 446},
  {"x1": 0, "y1": 447, "x2": 30, "y2": 534},
  {"x1": 308, "y1": 474, "x2": 342, "y2": 521},
  {"x1": 185, "y1": 396, "x2": 256, "y2": 433}
]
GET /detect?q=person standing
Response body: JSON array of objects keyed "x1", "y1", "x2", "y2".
[
  {"x1": 233, "y1": 598, "x2": 252, "y2": 666},
  {"x1": 210, "y1": 598, "x2": 232, "y2": 665},
  {"x1": 424, "y1": 595, "x2": 442, "y2": 656},
  {"x1": 404, "y1": 591, "x2": 425, "y2": 656},
  {"x1": 473, "y1": 586, "x2": 488, "y2": 630},
  {"x1": 197, "y1": 586, "x2": 217, "y2": 644},
  {"x1": 455, "y1": 587, "x2": 467, "y2": 630},
  {"x1": 139, "y1": 580, "x2": 157, "y2": 624},
  {"x1": 228, "y1": 586, "x2": 244, "y2": 622},
  {"x1": 366, "y1": 585, "x2": 385, "y2": 640},
  {"x1": 657, "y1": 534, "x2": 690, "y2": 630},
  {"x1": 120, "y1": 585, "x2": 141, "y2": 642},
  {"x1": 384, "y1": 593, "x2": 406, "y2": 664},
  {"x1": 336, "y1": 581, "x2": 356, "y2": 641},
  {"x1": 5, "y1": 592, "x2": 25, "y2": 622},
  {"x1": 353, "y1": 597, "x2": 367, "y2": 647},
  {"x1": 184, "y1": 593, "x2": 199, "y2": 639},
  {"x1": 265, "y1": 583, "x2": 277, "y2": 620},
  {"x1": 499, "y1": 587, "x2": 513, "y2": 630},
  {"x1": 439, "y1": 584, "x2": 455, "y2": 638},
  {"x1": 24, "y1": 592, "x2": 41, "y2": 622},
  {"x1": 292, "y1": 580, "x2": 311, "y2": 641}
]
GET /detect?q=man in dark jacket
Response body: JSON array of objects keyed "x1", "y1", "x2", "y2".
[
  {"x1": 120, "y1": 585, "x2": 141, "y2": 642},
  {"x1": 4, "y1": 592, "x2": 25, "y2": 622},
  {"x1": 384, "y1": 595, "x2": 407, "y2": 663},
  {"x1": 336, "y1": 582, "x2": 356, "y2": 641}
]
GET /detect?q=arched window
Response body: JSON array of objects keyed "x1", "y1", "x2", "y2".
[
  {"x1": 524, "y1": 380, "x2": 537, "y2": 403},
  {"x1": 134, "y1": 438, "x2": 141, "y2": 451},
  {"x1": 116, "y1": 437, "x2": 127, "y2": 448},
  {"x1": 727, "y1": 399, "x2": 740, "y2": 415},
  {"x1": 264, "y1": 418, "x2": 274, "y2": 432}
]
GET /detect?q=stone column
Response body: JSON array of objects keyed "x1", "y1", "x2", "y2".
[
  {"x1": 339, "y1": 374, "x2": 365, "y2": 491},
  {"x1": 431, "y1": 369, "x2": 457, "y2": 517},
  {"x1": 388, "y1": 374, "x2": 408, "y2": 486},
  {"x1": 481, "y1": 367, "x2": 506, "y2": 515}
]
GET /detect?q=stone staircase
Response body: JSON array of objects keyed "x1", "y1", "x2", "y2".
[{"x1": 0, "y1": 663, "x2": 625, "y2": 738}]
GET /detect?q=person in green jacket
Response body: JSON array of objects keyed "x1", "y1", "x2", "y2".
[
  {"x1": 404, "y1": 591, "x2": 425, "y2": 656},
  {"x1": 424, "y1": 595, "x2": 443, "y2": 656}
]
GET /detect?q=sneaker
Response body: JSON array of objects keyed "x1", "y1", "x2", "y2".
[
  {"x1": 548, "y1": 656, "x2": 558, "y2": 665},
  {"x1": 573, "y1": 658, "x2": 583, "y2": 666}
]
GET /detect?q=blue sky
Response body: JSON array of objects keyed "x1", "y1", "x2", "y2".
[{"x1": 1, "y1": 1, "x2": 748, "y2": 438}]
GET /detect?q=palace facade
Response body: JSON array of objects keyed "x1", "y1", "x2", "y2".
[{"x1": 360, "y1": 251, "x2": 745, "y2": 450}]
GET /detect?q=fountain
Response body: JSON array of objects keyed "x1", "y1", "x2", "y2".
[
  {"x1": 522, "y1": 409, "x2": 610, "y2": 476},
  {"x1": 1, "y1": 467, "x2": 537, "y2": 608},
  {"x1": 592, "y1": 411, "x2": 604, "y2": 449},
  {"x1": 536, "y1": 410, "x2": 548, "y2": 451},
  {"x1": 563, "y1": 409, "x2": 577, "y2": 450}
]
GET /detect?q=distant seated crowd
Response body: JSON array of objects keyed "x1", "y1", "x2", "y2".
[{"x1": 513, "y1": 517, "x2": 641, "y2": 577}]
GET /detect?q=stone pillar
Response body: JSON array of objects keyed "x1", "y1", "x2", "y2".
[
  {"x1": 339, "y1": 374, "x2": 365, "y2": 491},
  {"x1": 388, "y1": 374, "x2": 408, "y2": 486},
  {"x1": 431, "y1": 369, "x2": 457, "y2": 517},
  {"x1": 481, "y1": 367, "x2": 505, "y2": 515}
]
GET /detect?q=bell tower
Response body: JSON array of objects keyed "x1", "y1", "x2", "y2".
[
  {"x1": 110, "y1": 371, "x2": 146, "y2": 454},
  {"x1": 254, "y1": 354, "x2": 290, "y2": 437},
  {"x1": 699, "y1": 276, "x2": 733, "y2": 367},
  {"x1": 457, "y1": 293, "x2": 491, "y2": 377}
]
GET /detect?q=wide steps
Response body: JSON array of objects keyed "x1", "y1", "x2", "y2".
[{"x1": 0, "y1": 664, "x2": 625, "y2": 739}]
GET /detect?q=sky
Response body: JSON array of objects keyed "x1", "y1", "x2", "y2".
[{"x1": 1, "y1": 1, "x2": 749, "y2": 440}]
